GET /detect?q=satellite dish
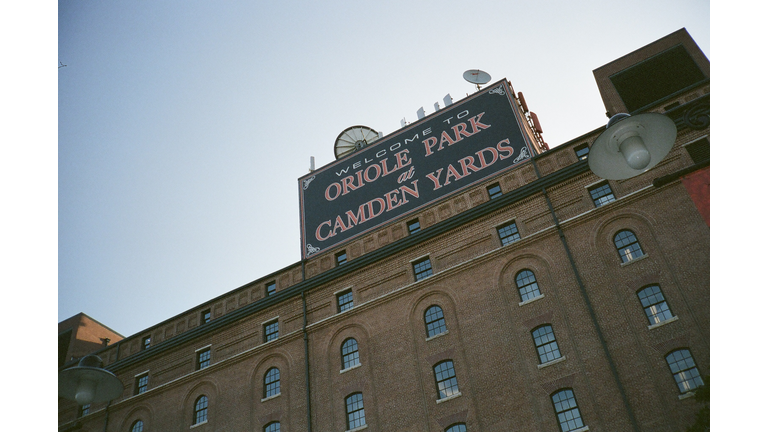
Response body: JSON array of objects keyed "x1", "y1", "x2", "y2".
[
  {"x1": 334, "y1": 125, "x2": 381, "y2": 159},
  {"x1": 463, "y1": 69, "x2": 491, "y2": 89},
  {"x1": 588, "y1": 113, "x2": 677, "y2": 180}
]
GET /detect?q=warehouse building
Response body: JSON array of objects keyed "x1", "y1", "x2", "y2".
[{"x1": 59, "y1": 28, "x2": 709, "y2": 432}]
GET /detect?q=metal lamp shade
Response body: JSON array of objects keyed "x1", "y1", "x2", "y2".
[
  {"x1": 588, "y1": 113, "x2": 677, "y2": 180},
  {"x1": 58, "y1": 355, "x2": 123, "y2": 405}
]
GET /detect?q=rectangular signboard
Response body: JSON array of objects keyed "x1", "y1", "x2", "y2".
[{"x1": 298, "y1": 79, "x2": 534, "y2": 259}]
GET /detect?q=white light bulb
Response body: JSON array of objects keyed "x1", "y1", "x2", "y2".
[
  {"x1": 619, "y1": 135, "x2": 651, "y2": 170},
  {"x1": 75, "y1": 377, "x2": 96, "y2": 405}
]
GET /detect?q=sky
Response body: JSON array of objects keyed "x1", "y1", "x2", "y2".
[{"x1": 52, "y1": 1, "x2": 710, "y2": 340}]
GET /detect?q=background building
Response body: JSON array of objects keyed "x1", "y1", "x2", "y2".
[{"x1": 59, "y1": 28, "x2": 709, "y2": 432}]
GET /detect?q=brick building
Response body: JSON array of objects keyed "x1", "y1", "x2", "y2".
[{"x1": 59, "y1": 28, "x2": 709, "y2": 432}]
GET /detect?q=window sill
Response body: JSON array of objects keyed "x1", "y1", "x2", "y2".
[
  {"x1": 340, "y1": 364, "x2": 361, "y2": 374},
  {"x1": 436, "y1": 392, "x2": 462, "y2": 404},
  {"x1": 537, "y1": 356, "x2": 566, "y2": 369},
  {"x1": 570, "y1": 427, "x2": 589, "y2": 432},
  {"x1": 678, "y1": 391, "x2": 696, "y2": 400},
  {"x1": 261, "y1": 393, "x2": 281, "y2": 402},
  {"x1": 190, "y1": 420, "x2": 208, "y2": 429},
  {"x1": 620, "y1": 254, "x2": 648, "y2": 267},
  {"x1": 426, "y1": 331, "x2": 448, "y2": 342},
  {"x1": 519, "y1": 295, "x2": 544, "y2": 307},
  {"x1": 346, "y1": 424, "x2": 368, "y2": 432},
  {"x1": 648, "y1": 316, "x2": 678, "y2": 330}
]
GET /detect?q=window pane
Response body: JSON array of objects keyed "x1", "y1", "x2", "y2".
[
  {"x1": 425, "y1": 306, "x2": 448, "y2": 337},
  {"x1": 194, "y1": 396, "x2": 208, "y2": 424},
  {"x1": 516, "y1": 270, "x2": 541, "y2": 302},
  {"x1": 552, "y1": 389, "x2": 584, "y2": 432},
  {"x1": 666, "y1": 349, "x2": 704, "y2": 393},
  {"x1": 345, "y1": 393, "x2": 366, "y2": 429},
  {"x1": 498, "y1": 222, "x2": 521, "y2": 246},
  {"x1": 264, "y1": 367, "x2": 280, "y2": 397},
  {"x1": 434, "y1": 361, "x2": 460, "y2": 399},
  {"x1": 342, "y1": 338, "x2": 360, "y2": 370},
  {"x1": 265, "y1": 321, "x2": 279, "y2": 342},
  {"x1": 414, "y1": 258, "x2": 433, "y2": 281},
  {"x1": 337, "y1": 291, "x2": 354, "y2": 313},
  {"x1": 638, "y1": 285, "x2": 673, "y2": 325},
  {"x1": 614, "y1": 230, "x2": 644, "y2": 263},
  {"x1": 589, "y1": 183, "x2": 615, "y2": 207},
  {"x1": 533, "y1": 325, "x2": 562, "y2": 363}
]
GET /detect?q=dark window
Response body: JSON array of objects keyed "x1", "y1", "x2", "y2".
[
  {"x1": 574, "y1": 144, "x2": 590, "y2": 160},
  {"x1": 266, "y1": 281, "x2": 276, "y2": 296},
  {"x1": 264, "y1": 320, "x2": 279, "y2": 342},
  {"x1": 551, "y1": 389, "x2": 585, "y2": 432},
  {"x1": 497, "y1": 221, "x2": 521, "y2": 246},
  {"x1": 341, "y1": 338, "x2": 360, "y2": 370},
  {"x1": 196, "y1": 348, "x2": 211, "y2": 370},
  {"x1": 487, "y1": 183, "x2": 502, "y2": 199},
  {"x1": 345, "y1": 393, "x2": 366, "y2": 430},
  {"x1": 614, "y1": 230, "x2": 644, "y2": 263},
  {"x1": 78, "y1": 404, "x2": 90, "y2": 418},
  {"x1": 532, "y1": 325, "x2": 562, "y2": 364},
  {"x1": 131, "y1": 420, "x2": 144, "y2": 432},
  {"x1": 264, "y1": 422, "x2": 280, "y2": 432},
  {"x1": 434, "y1": 360, "x2": 460, "y2": 399},
  {"x1": 445, "y1": 424, "x2": 467, "y2": 432},
  {"x1": 516, "y1": 269, "x2": 541, "y2": 302},
  {"x1": 201, "y1": 309, "x2": 211, "y2": 324},
  {"x1": 337, "y1": 290, "x2": 354, "y2": 313},
  {"x1": 425, "y1": 305, "x2": 447, "y2": 338},
  {"x1": 589, "y1": 183, "x2": 615, "y2": 207},
  {"x1": 134, "y1": 373, "x2": 149, "y2": 395},
  {"x1": 336, "y1": 250, "x2": 347, "y2": 266},
  {"x1": 264, "y1": 367, "x2": 280, "y2": 398},
  {"x1": 637, "y1": 285, "x2": 674, "y2": 325},
  {"x1": 193, "y1": 395, "x2": 208, "y2": 425},
  {"x1": 141, "y1": 336, "x2": 151, "y2": 351},
  {"x1": 685, "y1": 137, "x2": 710, "y2": 164},
  {"x1": 408, "y1": 219, "x2": 421, "y2": 234},
  {"x1": 413, "y1": 257, "x2": 433, "y2": 281},
  {"x1": 666, "y1": 349, "x2": 704, "y2": 393},
  {"x1": 610, "y1": 45, "x2": 706, "y2": 113}
]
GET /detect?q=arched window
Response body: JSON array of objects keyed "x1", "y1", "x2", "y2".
[
  {"x1": 433, "y1": 360, "x2": 460, "y2": 400},
  {"x1": 130, "y1": 420, "x2": 144, "y2": 432},
  {"x1": 425, "y1": 305, "x2": 447, "y2": 338},
  {"x1": 614, "y1": 230, "x2": 644, "y2": 263},
  {"x1": 445, "y1": 423, "x2": 467, "y2": 432},
  {"x1": 515, "y1": 269, "x2": 541, "y2": 302},
  {"x1": 193, "y1": 395, "x2": 208, "y2": 425},
  {"x1": 341, "y1": 338, "x2": 360, "y2": 370},
  {"x1": 532, "y1": 324, "x2": 562, "y2": 364},
  {"x1": 263, "y1": 421, "x2": 280, "y2": 432},
  {"x1": 264, "y1": 367, "x2": 280, "y2": 398},
  {"x1": 345, "y1": 393, "x2": 366, "y2": 430},
  {"x1": 665, "y1": 349, "x2": 704, "y2": 393},
  {"x1": 637, "y1": 285, "x2": 674, "y2": 325},
  {"x1": 551, "y1": 389, "x2": 585, "y2": 432}
]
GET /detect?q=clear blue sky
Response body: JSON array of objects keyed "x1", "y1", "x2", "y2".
[{"x1": 56, "y1": 1, "x2": 710, "y2": 338}]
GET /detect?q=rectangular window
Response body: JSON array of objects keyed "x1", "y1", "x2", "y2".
[
  {"x1": 201, "y1": 309, "x2": 211, "y2": 325},
  {"x1": 196, "y1": 348, "x2": 211, "y2": 370},
  {"x1": 497, "y1": 221, "x2": 521, "y2": 246},
  {"x1": 407, "y1": 219, "x2": 421, "y2": 234},
  {"x1": 266, "y1": 281, "x2": 276, "y2": 296},
  {"x1": 574, "y1": 143, "x2": 590, "y2": 160},
  {"x1": 685, "y1": 137, "x2": 709, "y2": 164},
  {"x1": 487, "y1": 183, "x2": 502, "y2": 199},
  {"x1": 141, "y1": 336, "x2": 151, "y2": 350},
  {"x1": 588, "y1": 182, "x2": 616, "y2": 207},
  {"x1": 78, "y1": 404, "x2": 90, "y2": 417},
  {"x1": 413, "y1": 257, "x2": 433, "y2": 281},
  {"x1": 337, "y1": 290, "x2": 354, "y2": 313},
  {"x1": 264, "y1": 320, "x2": 279, "y2": 342},
  {"x1": 134, "y1": 373, "x2": 149, "y2": 395},
  {"x1": 336, "y1": 250, "x2": 347, "y2": 266}
]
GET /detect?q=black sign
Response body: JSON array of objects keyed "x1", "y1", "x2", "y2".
[{"x1": 298, "y1": 80, "x2": 534, "y2": 259}]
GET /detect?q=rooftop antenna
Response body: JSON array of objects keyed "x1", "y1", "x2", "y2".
[
  {"x1": 59, "y1": 61, "x2": 67, "y2": 69},
  {"x1": 309, "y1": 156, "x2": 315, "y2": 172},
  {"x1": 463, "y1": 69, "x2": 491, "y2": 91}
]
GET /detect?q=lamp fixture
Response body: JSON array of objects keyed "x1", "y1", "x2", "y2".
[
  {"x1": 58, "y1": 355, "x2": 123, "y2": 405},
  {"x1": 588, "y1": 112, "x2": 677, "y2": 180}
]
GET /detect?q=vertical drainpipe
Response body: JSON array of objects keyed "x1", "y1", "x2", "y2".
[
  {"x1": 530, "y1": 157, "x2": 641, "y2": 432},
  {"x1": 302, "y1": 260, "x2": 312, "y2": 432}
]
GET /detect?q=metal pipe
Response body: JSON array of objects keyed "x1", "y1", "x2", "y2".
[{"x1": 302, "y1": 290, "x2": 312, "y2": 432}]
